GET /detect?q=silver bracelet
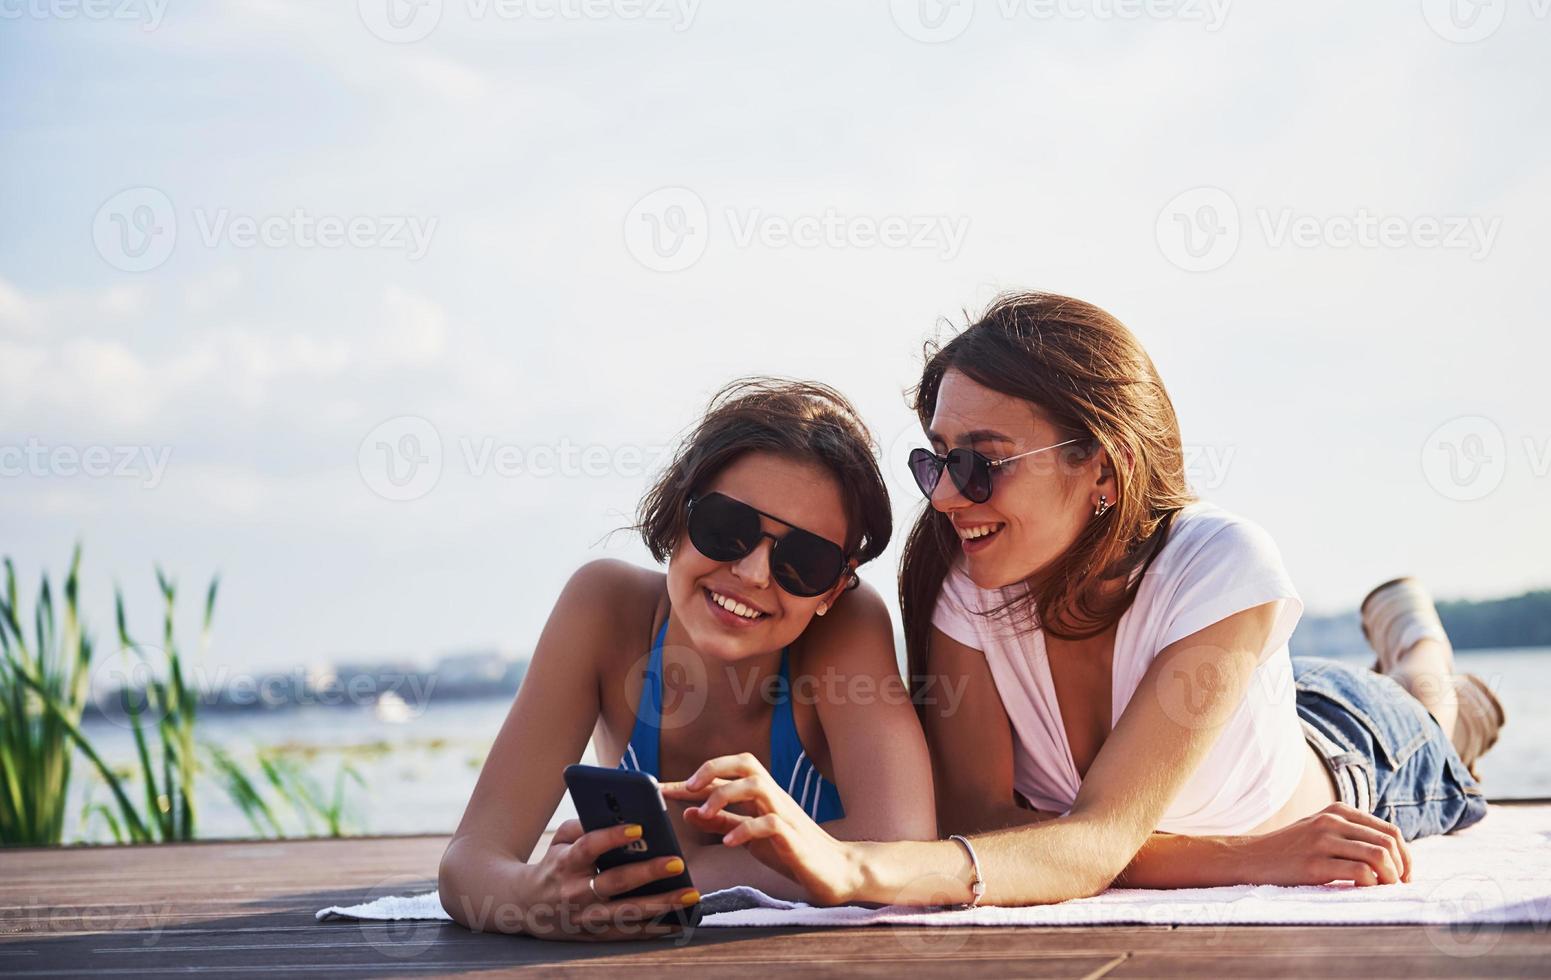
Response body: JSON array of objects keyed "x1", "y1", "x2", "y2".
[{"x1": 948, "y1": 834, "x2": 986, "y2": 907}]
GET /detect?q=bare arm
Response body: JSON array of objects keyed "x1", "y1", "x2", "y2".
[
  {"x1": 926, "y1": 622, "x2": 1408, "y2": 889},
  {"x1": 806, "y1": 580, "x2": 937, "y2": 843},
  {"x1": 437, "y1": 560, "x2": 695, "y2": 937},
  {"x1": 668, "y1": 602, "x2": 1325, "y2": 905},
  {"x1": 854, "y1": 600, "x2": 1288, "y2": 904}
]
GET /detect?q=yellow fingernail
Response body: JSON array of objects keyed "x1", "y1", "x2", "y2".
[
  {"x1": 624, "y1": 824, "x2": 643, "y2": 839},
  {"x1": 665, "y1": 858, "x2": 685, "y2": 874},
  {"x1": 680, "y1": 890, "x2": 700, "y2": 906}
]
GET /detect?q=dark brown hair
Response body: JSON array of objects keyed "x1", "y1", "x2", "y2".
[
  {"x1": 899, "y1": 292, "x2": 1194, "y2": 684},
  {"x1": 637, "y1": 378, "x2": 892, "y2": 579}
]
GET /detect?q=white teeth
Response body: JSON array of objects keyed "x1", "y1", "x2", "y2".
[
  {"x1": 710, "y1": 590, "x2": 763, "y2": 620},
  {"x1": 958, "y1": 524, "x2": 1002, "y2": 540}
]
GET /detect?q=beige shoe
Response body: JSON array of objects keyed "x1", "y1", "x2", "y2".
[
  {"x1": 1360, "y1": 577, "x2": 1506, "y2": 779},
  {"x1": 1360, "y1": 576, "x2": 1454, "y2": 674},
  {"x1": 1451, "y1": 673, "x2": 1507, "y2": 780}
]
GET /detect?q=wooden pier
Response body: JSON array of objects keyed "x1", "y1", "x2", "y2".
[{"x1": 4, "y1": 816, "x2": 1548, "y2": 978}]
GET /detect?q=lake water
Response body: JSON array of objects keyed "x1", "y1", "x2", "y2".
[{"x1": 64, "y1": 647, "x2": 1551, "y2": 843}]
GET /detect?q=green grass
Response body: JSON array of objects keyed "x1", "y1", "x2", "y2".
[{"x1": 2, "y1": 548, "x2": 367, "y2": 846}]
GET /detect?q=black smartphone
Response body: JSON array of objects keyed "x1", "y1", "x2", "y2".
[{"x1": 562, "y1": 764, "x2": 701, "y2": 929}]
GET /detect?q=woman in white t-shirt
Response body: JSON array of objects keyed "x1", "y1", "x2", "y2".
[{"x1": 664, "y1": 291, "x2": 1504, "y2": 907}]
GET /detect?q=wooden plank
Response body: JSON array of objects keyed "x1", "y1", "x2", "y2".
[{"x1": 3, "y1": 829, "x2": 1548, "y2": 977}]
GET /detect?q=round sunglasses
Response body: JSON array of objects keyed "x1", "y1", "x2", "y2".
[
  {"x1": 907, "y1": 438, "x2": 1083, "y2": 504},
  {"x1": 686, "y1": 492, "x2": 851, "y2": 598}
]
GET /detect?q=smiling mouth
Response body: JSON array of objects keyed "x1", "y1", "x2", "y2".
[
  {"x1": 704, "y1": 587, "x2": 768, "y2": 621},
  {"x1": 956, "y1": 522, "x2": 1005, "y2": 542}
]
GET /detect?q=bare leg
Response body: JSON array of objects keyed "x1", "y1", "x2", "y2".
[{"x1": 1387, "y1": 637, "x2": 1458, "y2": 737}]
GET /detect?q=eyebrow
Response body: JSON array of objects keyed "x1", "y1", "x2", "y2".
[{"x1": 925, "y1": 428, "x2": 1019, "y2": 446}]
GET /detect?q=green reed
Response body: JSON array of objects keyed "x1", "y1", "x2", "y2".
[{"x1": 3, "y1": 549, "x2": 367, "y2": 846}]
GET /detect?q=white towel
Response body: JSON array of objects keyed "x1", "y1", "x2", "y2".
[{"x1": 316, "y1": 804, "x2": 1551, "y2": 927}]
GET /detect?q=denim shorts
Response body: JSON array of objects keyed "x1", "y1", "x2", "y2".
[{"x1": 1293, "y1": 656, "x2": 1488, "y2": 841}]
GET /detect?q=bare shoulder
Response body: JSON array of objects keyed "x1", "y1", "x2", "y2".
[
  {"x1": 793, "y1": 577, "x2": 898, "y2": 673},
  {"x1": 551, "y1": 558, "x2": 665, "y2": 669}
]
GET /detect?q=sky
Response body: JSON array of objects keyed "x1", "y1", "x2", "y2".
[{"x1": 2, "y1": 0, "x2": 1549, "y2": 678}]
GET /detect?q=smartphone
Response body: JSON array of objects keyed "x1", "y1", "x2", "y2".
[{"x1": 562, "y1": 764, "x2": 701, "y2": 929}]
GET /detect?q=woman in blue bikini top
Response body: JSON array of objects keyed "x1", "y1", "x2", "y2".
[
  {"x1": 618, "y1": 615, "x2": 845, "y2": 823},
  {"x1": 439, "y1": 379, "x2": 934, "y2": 939}
]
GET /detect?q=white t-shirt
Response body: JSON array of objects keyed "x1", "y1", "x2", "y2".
[{"x1": 930, "y1": 500, "x2": 1307, "y2": 836}]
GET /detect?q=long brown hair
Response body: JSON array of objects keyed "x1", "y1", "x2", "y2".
[{"x1": 899, "y1": 292, "x2": 1194, "y2": 688}]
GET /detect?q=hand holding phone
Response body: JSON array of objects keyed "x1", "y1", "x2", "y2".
[{"x1": 562, "y1": 764, "x2": 703, "y2": 929}]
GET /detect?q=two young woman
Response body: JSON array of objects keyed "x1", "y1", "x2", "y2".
[{"x1": 438, "y1": 292, "x2": 1504, "y2": 936}]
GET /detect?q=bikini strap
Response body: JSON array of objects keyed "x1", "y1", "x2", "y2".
[{"x1": 622, "y1": 615, "x2": 670, "y2": 775}]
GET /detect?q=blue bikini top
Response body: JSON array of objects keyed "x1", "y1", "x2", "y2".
[{"x1": 617, "y1": 614, "x2": 845, "y2": 823}]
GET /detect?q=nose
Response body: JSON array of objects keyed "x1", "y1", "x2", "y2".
[
  {"x1": 729, "y1": 536, "x2": 774, "y2": 589},
  {"x1": 929, "y1": 467, "x2": 969, "y2": 513}
]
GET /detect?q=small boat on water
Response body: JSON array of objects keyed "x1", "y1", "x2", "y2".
[{"x1": 373, "y1": 690, "x2": 413, "y2": 724}]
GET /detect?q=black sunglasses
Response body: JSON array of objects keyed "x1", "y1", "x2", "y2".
[
  {"x1": 685, "y1": 492, "x2": 851, "y2": 598},
  {"x1": 907, "y1": 439, "x2": 1083, "y2": 504}
]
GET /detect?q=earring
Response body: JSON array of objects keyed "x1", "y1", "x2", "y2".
[
  {"x1": 816, "y1": 602, "x2": 829, "y2": 617},
  {"x1": 1093, "y1": 495, "x2": 1112, "y2": 518}
]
